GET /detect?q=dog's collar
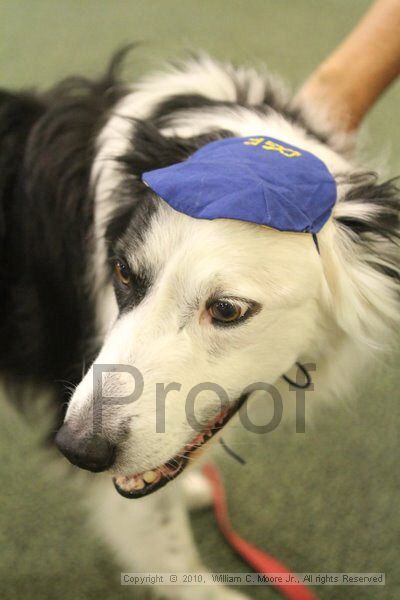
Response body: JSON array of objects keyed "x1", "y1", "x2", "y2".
[{"x1": 142, "y1": 135, "x2": 337, "y2": 253}]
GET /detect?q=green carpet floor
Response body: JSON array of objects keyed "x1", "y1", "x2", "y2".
[{"x1": 0, "y1": 2, "x2": 399, "y2": 599}]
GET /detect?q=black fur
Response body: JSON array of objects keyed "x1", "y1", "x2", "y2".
[
  {"x1": 0, "y1": 91, "x2": 45, "y2": 247},
  {"x1": 0, "y1": 51, "x2": 127, "y2": 419},
  {"x1": 339, "y1": 172, "x2": 400, "y2": 242},
  {"x1": 337, "y1": 172, "x2": 400, "y2": 282},
  {"x1": 105, "y1": 120, "x2": 233, "y2": 251}
]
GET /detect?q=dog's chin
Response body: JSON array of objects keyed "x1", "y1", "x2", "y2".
[{"x1": 113, "y1": 395, "x2": 247, "y2": 499}]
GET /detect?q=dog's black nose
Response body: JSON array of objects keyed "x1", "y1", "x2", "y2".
[{"x1": 55, "y1": 423, "x2": 116, "y2": 472}]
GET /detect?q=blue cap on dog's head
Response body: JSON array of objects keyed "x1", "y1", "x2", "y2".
[{"x1": 142, "y1": 135, "x2": 336, "y2": 236}]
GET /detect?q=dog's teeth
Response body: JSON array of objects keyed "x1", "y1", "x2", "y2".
[
  {"x1": 143, "y1": 470, "x2": 157, "y2": 484},
  {"x1": 132, "y1": 478, "x2": 145, "y2": 490}
]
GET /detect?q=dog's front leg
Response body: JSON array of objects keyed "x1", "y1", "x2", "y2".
[{"x1": 89, "y1": 476, "x2": 249, "y2": 599}]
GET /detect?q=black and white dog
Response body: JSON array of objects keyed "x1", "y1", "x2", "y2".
[{"x1": 0, "y1": 49, "x2": 399, "y2": 598}]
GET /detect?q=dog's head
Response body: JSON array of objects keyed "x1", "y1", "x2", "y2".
[{"x1": 56, "y1": 59, "x2": 400, "y2": 498}]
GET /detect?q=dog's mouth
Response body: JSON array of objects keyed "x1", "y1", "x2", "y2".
[{"x1": 113, "y1": 397, "x2": 245, "y2": 499}]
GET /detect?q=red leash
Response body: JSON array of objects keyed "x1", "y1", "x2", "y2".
[{"x1": 202, "y1": 463, "x2": 318, "y2": 600}]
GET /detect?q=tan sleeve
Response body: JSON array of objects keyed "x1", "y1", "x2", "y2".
[{"x1": 296, "y1": 0, "x2": 400, "y2": 132}]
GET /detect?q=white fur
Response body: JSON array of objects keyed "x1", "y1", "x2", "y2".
[{"x1": 90, "y1": 474, "x2": 246, "y2": 599}]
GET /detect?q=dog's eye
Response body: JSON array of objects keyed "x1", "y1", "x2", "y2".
[
  {"x1": 208, "y1": 300, "x2": 246, "y2": 324},
  {"x1": 114, "y1": 260, "x2": 131, "y2": 287}
]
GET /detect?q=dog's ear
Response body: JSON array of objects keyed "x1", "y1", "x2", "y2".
[
  {"x1": 103, "y1": 123, "x2": 233, "y2": 249},
  {"x1": 120, "y1": 120, "x2": 233, "y2": 177},
  {"x1": 336, "y1": 172, "x2": 400, "y2": 253},
  {"x1": 322, "y1": 172, "x2": 400, "y2": 346}
]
